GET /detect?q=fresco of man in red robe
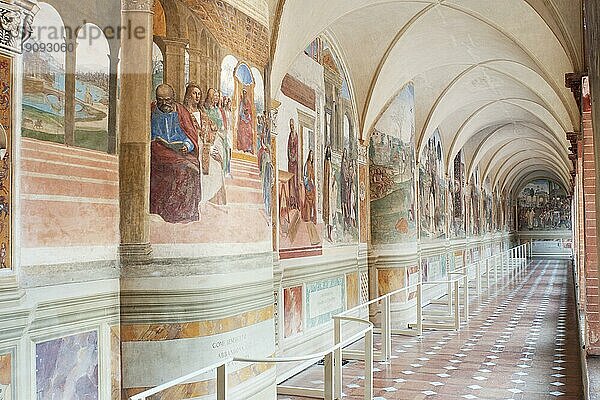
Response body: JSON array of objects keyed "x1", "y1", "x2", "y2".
[{"x1": 150, "y1": 84, "x2": 201, "y2": 223}]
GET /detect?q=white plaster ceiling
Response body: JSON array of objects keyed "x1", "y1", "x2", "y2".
[{"x1": 270, "y1": 0, "x2": 582, "y2": 193}]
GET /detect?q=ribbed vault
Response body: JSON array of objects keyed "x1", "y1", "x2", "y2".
[{"x1": 270, "y1": 0, "x2": 582, "y2": 195}]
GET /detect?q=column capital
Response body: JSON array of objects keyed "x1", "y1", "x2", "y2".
[
  {"x1": 163, "y1": 37, "x2": 189, "y2": 47},
  {"x1": 122, "y1": 0, "x2": 155, "y2": 12},
  {"x1": 565, "y1": 72, "x2": 586, "y2": 112},
  {"x1": 0, "y1": 1, "x2": 36, "y2": 55}
]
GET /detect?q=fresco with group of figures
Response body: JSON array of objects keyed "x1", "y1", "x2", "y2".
[
  {"x1": 149, "y1": 60, "x2": 268, "y2": 223},
  {"x1": 450, "y1": 150, "x2": 466, "y2": 238},
  {"x1": 23, "y1": 4, "x2": 110, "y2": 152},
  {"x1": 147, "y1": 1, "x2": 274, "y2": 250},
  {"x1": 369, "y1": 83, "x2": 416, "y2": 244},
  {"x1": 517, "y1": 179, "x2": 571, "y2": 231},
  {"x1": 276, "y1": 36, "x2": 358, "y2": 259},
  {"x1": 419, "y1": 129, "x2": 445, "y2": 239}
]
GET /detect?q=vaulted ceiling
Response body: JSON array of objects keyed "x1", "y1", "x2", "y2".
[{"x1": 269, "y1": 0, "x2": 582, "y2": 196}]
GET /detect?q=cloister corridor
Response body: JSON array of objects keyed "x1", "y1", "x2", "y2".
[{"x1": 279, "y1": 259, "x2": 583, "y2": 400}]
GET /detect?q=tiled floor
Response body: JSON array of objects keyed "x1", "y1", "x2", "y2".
[{"x1": 278, "y1": 259, "x2": 584, "y2": 400}]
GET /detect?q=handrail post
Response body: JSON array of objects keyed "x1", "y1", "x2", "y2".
[
  {"x1": 382, "y1": 295, "x2": 392, "y2": 361},
  {"x1": 446, "y1": 279, "x2": 452, "y2": 309},
  {"x1": 453, "y1": 280, "x2": 460, "y2": 330},
  {"x1": 334, "y1": 318, "x2": 342, "y2": 399},
  {"x1": 511, "y1": 248, "x2": 515, "y2": 277},
  {"x1": 364, "y1": 328, "x2": 374, "y2": 400},
  {"x1": 485, "y1": 258, "x2": 490, "y2": 290},
  {"x1": 494, "y1": 254, "x2": 498, "y2": 282},
  {"x1": 463, "y1": 275, "x2": 469, "y2": 320},
  {"x1": 217, "y1": 363, "x2": 227, "y2": 400},
  {"x1": 416, "y1": 283, "x2": 423, "y2": 336},
  {"x1": 324, "y1": 351, "x2": 334, "y2": 400},
  {"x1": 520, "y1": 246, "x2": 524, "y2": 271},
  {"x1": 476, "y1": 261, "x2": 481, "y2": 296}
]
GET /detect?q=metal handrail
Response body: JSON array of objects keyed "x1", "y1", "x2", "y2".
[
  {"x1": 128, "y1": 243, "x2": 530, "y2": 400},
  {"x1": 239, "y1": 317, "x2": 374, "y2": 400},
  {"x1": 129, "y1": 358, "x2": 232, "y2": 400}
]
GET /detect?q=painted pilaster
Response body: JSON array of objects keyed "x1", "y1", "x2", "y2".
[{"x1": 118, "y1": 0, "x2": 154, "y2": 263}]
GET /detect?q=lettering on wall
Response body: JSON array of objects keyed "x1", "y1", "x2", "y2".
[{"x1": 305, "y1": 277, "x2": 345, "y2": 329}]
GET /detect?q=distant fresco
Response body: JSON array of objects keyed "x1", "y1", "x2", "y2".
[
  {"x1": 518, "y1": 179, "x2": 571, "y2": 231},
  {"x1": 482, "y1": 178, "x2": 493, "y2": 234},
  {"x1": 277, "y1": 36, "x2": 358, "y2": 259},
  {"x1": 369, "y1": 83, "x2": 416, "y2": 244},
  {"x1": 470, "y1": 169, "x2": 481, "y2": 236},
  {"x1": 36, "y1": 331, "x2": 99, "y2": 400},
  {"x1": 419, "y1": 129, "x2": 445, "y2": 239},
  {"x1": 450, "y1": 151, "x2": 465, "y2": 237}
]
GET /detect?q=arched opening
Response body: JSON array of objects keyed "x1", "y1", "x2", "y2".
[
  {"x1": 152, "y1": 42, "x2": 164, "y2": 97},
  {"x1": 153, "y1": 0, "x2": 167, "y2": 37},
  {"x1": 231, "y1": 62, "x2": 256, "y2": 154},
  {"x1": 184, "y1": 45, "x2": 190, "y2": 86},
  {"x1": 22, "y1": 2, "x2": 66, "y2": 143},
  {"x1": 74, "y1": 23, "x2": 110, "y2": 152}
]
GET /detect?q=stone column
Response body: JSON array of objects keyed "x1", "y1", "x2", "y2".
[
  {"x1": 107, "y1": 46, "x2": 119, "y2": 154},
  {"x1": 118, "y1": 0, "x2": 154, "y2": 264},
  {"x1": 158, "y1": 37, "x2": 188, "y2": 100},
  {"x1": 187, "y1": 48, "x2": 203, "y2": 86},
  {"x1": 64, "y1": 36, "x2": 77, "y2": 146}
]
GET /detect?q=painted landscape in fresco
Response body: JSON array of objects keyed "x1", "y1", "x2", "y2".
[
  {"x1": 419, "y1": 129, "x2": 445, "y2": 239},
  {"x1": 369, "y1": 83, "x2": 416, "y2": 244},
  {"x1": 518, "y1": 179, "x2": 571, "y2": 231},
  {"x1": 277, "y1": 37, "x2": 359, "y2": 259},
  {"x1": 35, "y1": 331, "x2": 99, "y2": 399},
  {"x1": 23, "y1": 6, "x2": 109, "y2": 152}
]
